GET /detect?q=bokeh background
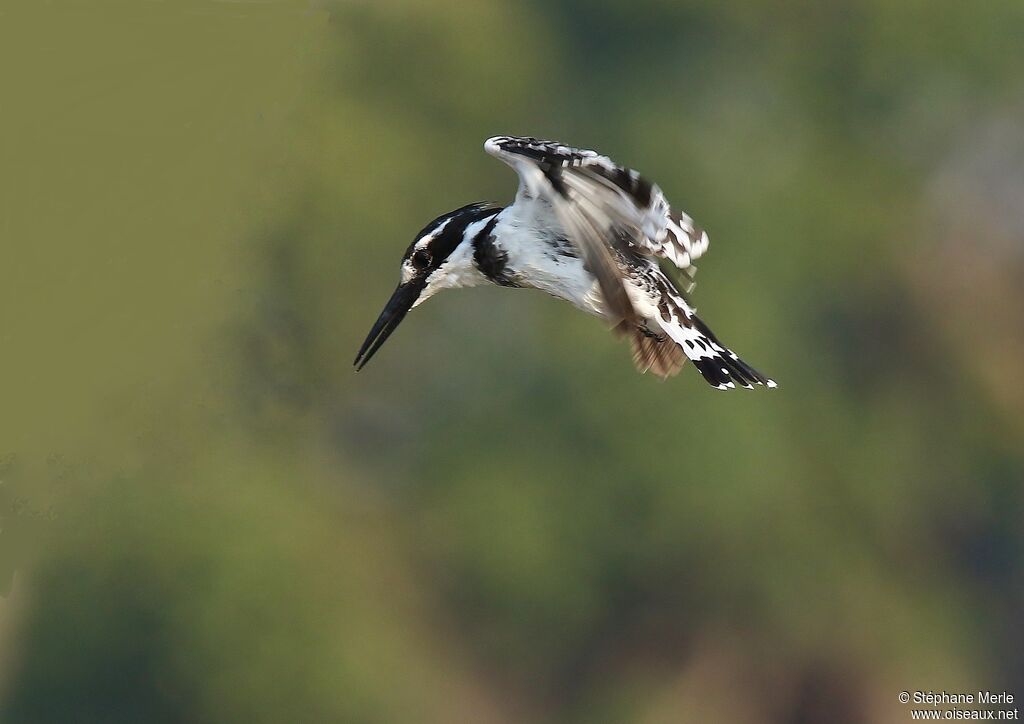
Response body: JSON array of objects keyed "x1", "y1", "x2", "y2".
[{"x1": 2, "y1": 1, "x2": 1023, "y2": 722}]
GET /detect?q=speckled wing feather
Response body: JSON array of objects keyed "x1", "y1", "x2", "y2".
[
  {"x1": 483, "y1": 135, "x2": 775, "y2": 390},
  {"x1": 484, "y1": 136, "x2": 709, "y2": 280},
  {"x1": 484, "y1": 136, "x2": 641, "y2": 326}
]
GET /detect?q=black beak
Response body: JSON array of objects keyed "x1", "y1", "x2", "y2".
[{"x1": 353, "y1": 283, "x2": 420, "y2": 371}]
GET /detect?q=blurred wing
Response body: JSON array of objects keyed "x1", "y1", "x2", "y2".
[
  {"x1": 484, "y1": 136, "x2": 709, "y2": 285},
  {"x1": 484, "y1": 137, "x2": 638, "y2": 324}
]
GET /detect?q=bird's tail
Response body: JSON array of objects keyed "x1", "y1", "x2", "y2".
[
  {"x1": 655, "y1": 309, "x2": 776, "y2": 390},
  {"x1": 619, "y1": 321, "x2": 687, "y2": 379}
]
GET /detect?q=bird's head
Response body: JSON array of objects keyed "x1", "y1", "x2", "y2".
[{"x1": 354, "y1": 203, "x2": 500, "y2": 370}]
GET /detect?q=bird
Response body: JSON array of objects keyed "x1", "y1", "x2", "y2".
[{"x1": 354, "y1": 135, "x2": 775, "y2": 389}]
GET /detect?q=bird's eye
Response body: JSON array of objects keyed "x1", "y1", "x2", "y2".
[{"x1": 412, "y1": 249, "x2": 431, "y2": 270}]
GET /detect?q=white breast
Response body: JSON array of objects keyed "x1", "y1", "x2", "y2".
[{"x1": 492, "y1": 200, "x2": 606, "y2": 317}]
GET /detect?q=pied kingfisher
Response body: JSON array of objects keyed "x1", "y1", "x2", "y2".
[{"x1": 355, "y1": 136, "x2": 776, "y2": 389}]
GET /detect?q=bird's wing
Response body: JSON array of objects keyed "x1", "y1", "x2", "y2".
[{"x1": 484, "y1": 136, "x2": 709, "y2": 285}]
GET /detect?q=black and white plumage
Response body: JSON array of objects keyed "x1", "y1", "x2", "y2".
[{"x1": 355, "y1": 136, "x2": 775, "y2": 389}]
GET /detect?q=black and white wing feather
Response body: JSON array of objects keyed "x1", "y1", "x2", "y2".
[
  {"x1": 484, "y1": 135, "x2": 775, "y2": 390},
  {"x1": 484, "y1": 136, "x2": 709, "y2": 278}
]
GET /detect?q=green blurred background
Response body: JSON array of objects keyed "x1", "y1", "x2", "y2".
[{"x1": 2, "y1": 1, "x2": 1023, "y2": 722}]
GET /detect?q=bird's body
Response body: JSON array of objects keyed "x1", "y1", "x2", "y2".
[
  {"x1": 491, "y1": 197, "x2": 597, "y2": 309},
  {"x1": 356, "y1": 136, "x2": 775, "y2": 389}
]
